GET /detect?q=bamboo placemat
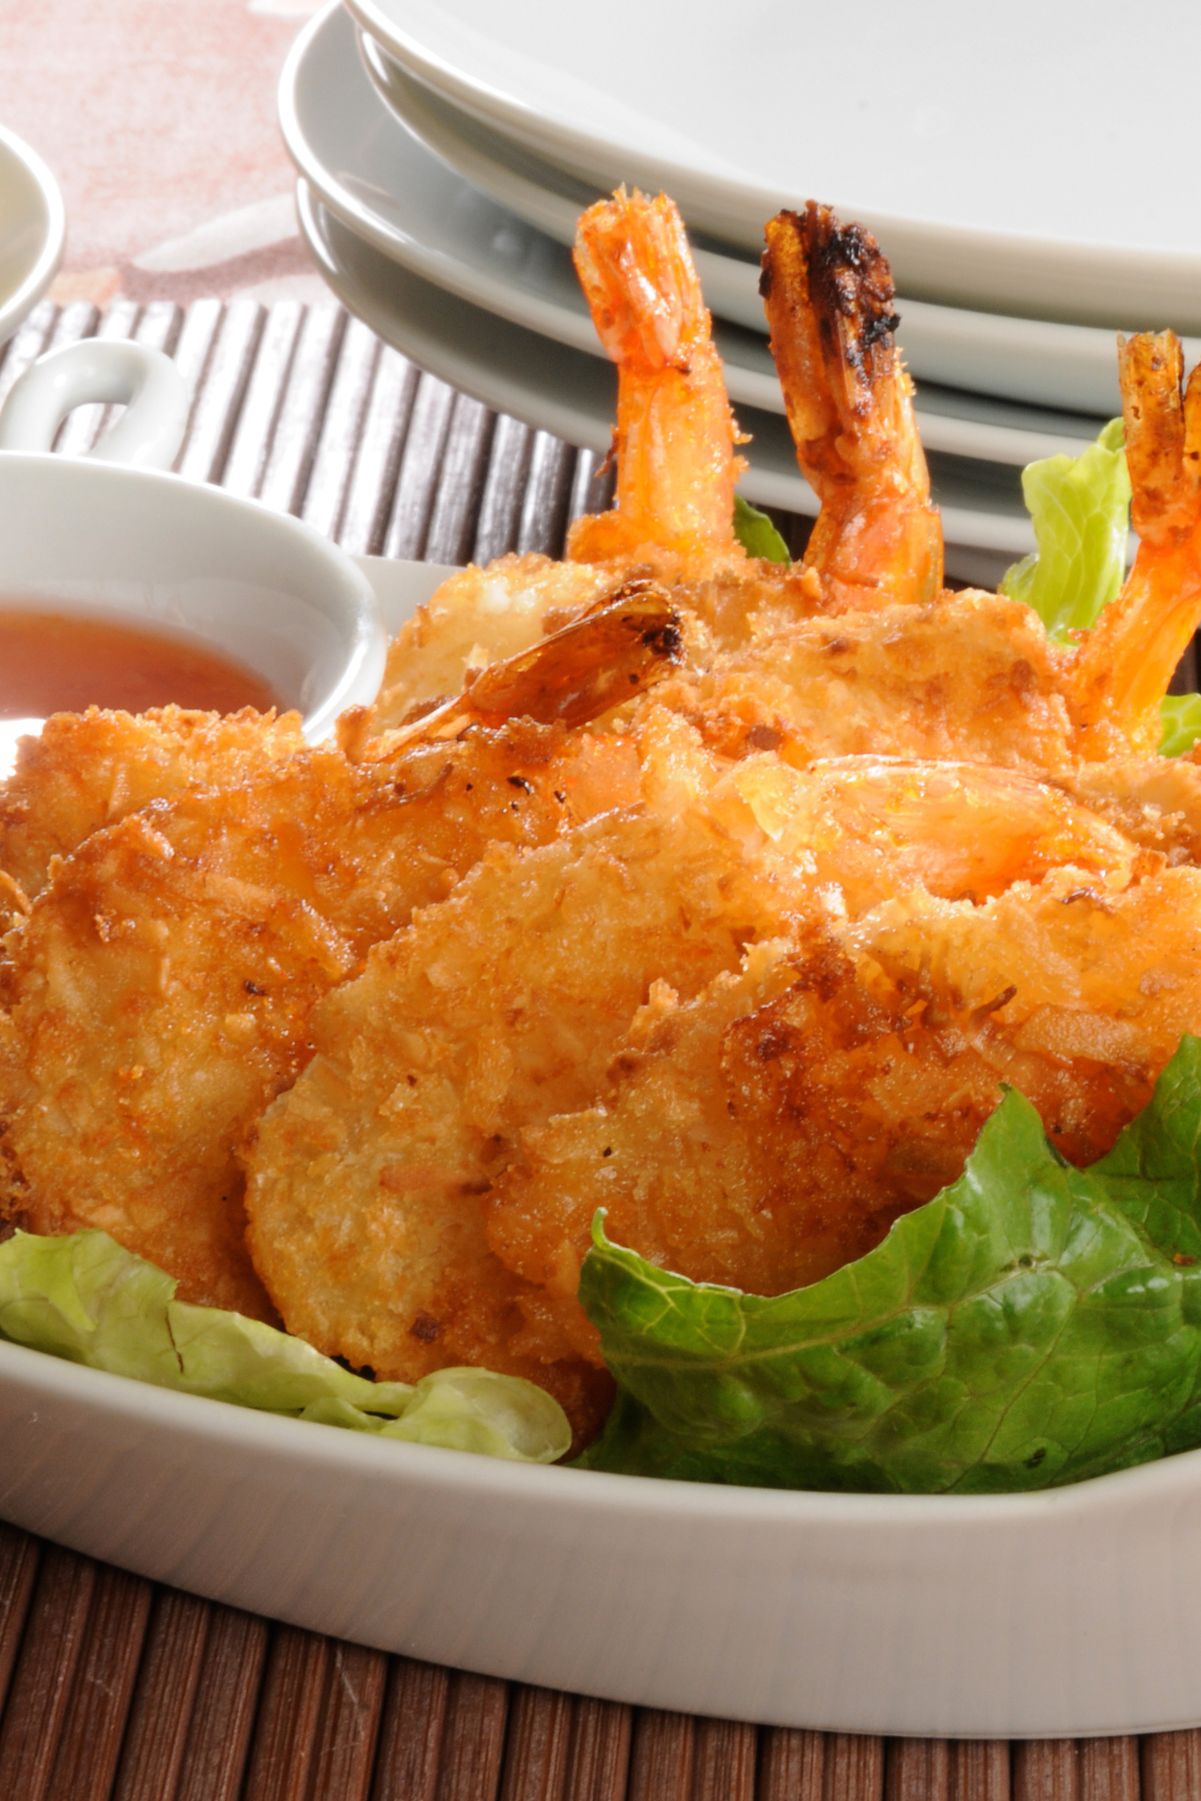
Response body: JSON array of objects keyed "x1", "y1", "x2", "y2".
[{"x1": 0, "y1": 299, "x2": 1199, "y2": 1800}]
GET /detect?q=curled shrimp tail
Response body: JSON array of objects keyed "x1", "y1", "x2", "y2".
[
  {"x1": 1070, "y1": 332, "x2": 1201, "y2": 750},
  {"x1": 343, "y1": 578, "x2": 684, "y2": 759},
  {"x1": 761, "y1": 204, "x2": 942, "y2": 608},
  {"x1": 567, "y1": 188, "x2": 746, "y2": 567}
]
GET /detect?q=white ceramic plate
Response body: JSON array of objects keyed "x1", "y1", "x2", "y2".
[
  {"x1": 357, "y1": 30, "x2": 1201, "y2": 422},
  {"x1": 5, "y1": 548, "x2": 1201, "y2": 1742},
  {"x1": 345, "y1": 0, "x2": 1201, "y2": 332},
  {"x1": 0, "y1": 126, "x2": 65, "y2": 346},
  {"x1": 295, "y1": 182, "x2": 1036, "y2": 589},
  {"x1": 281, "y1": 5, "x2": 1106, "y2": 467}
]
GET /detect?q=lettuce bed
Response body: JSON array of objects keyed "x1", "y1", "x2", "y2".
[
  {"x1": 577, "y1": 1039, "x2": 1201, "y2": 1491},
  {"x1": 6, "y1": 1042, "x2": 1201, "y2": 1492}
]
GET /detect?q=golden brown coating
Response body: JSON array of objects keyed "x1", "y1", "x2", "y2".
[
  {"x1": 651, "y1": 588, "x2": 1087, "y2": 770},
  {"x1": 486, "y1": 863, "x2": 1201, "y2": 1363},
  {"x1": 368, "y1": 552, "x2": 829, "y2": 743},
  {"x1": 834, "y1": 864, "x2": 1201, "y2": 1175},
  {"x1": 0, "y1": 720, "x2": 632, "y2": 1318},
  {"x1": 727, "y1": 753, "x2": 1142, "y2": 913},
  {"x1": 370, "y1": 577, "x2": 687, "y2": 746},
  {"x1": 485, "y1": 938, "x2": 842, "y2": 1363},
  {"x1": 0, "y1": 705, "x2": 306, "y2": 903},
  {"x1": 241, "y1": 714, "x2": 819, "y2": 1414},
  {"x1": 1056, "y1": 755, "x2": 1201, "y2": 862}
]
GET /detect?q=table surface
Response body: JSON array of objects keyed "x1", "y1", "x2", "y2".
[
  {"x1": 3, "y1": 295, "x2": 1201, "y2": 1799},
  {"x1": 0, "y1": 0, "x2": 324, "y2": 312}
]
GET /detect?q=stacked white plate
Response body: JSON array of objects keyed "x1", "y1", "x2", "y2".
[{"x1": 282, "y1": 0, "x2": 1201, "y2": 584}]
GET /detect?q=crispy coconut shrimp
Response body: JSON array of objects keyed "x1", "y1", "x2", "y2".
[
  {"x1": 644, "y1": 326, "x2": 1201, "y2": 780},
  {"x1": 0, "y1": 705, "x2": 306, "y2": 906},
  {"x1": 369, "y1": 554, "x2": 629, "y2": 733},
  {"x1": 0, "y1": 595, "x2": 681, "y2": 1318},
  {"x1": 239, "y1": 712, "x2": 823, "y2": 1426},
  {"x1": 649, "y1": 586, "x2": 1082, "y2": 772},
  {"x1": 240, "y1": 709, "x2": 1156, "y2": 1427},
  {"x1": 370, "y1": 190, "x2": 823, "y2": 737},
  {"x1": 1069, "y1": 332, "x2": 1201, "y2": 755},
  {"x1": 731, "y1": 753, "x2": 1144, "y2": 912},
  {"x1": 486, "y1": 861, "x2": 1201, "y2": 1364},
  {"x1": 760, "y1": 202, "x2": 943, "y2": 610}
]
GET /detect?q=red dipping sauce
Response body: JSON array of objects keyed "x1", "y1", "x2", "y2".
[{"x1": 0, "y1": 608, "x2": 283, "y2": 777}]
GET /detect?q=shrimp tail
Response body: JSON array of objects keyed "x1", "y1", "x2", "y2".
[
  {"x1": 1069, "y1": 332, "x2": 1201, "y2": 751},
  {"x1": 344, "y1": 578, "x2": 684, "y2": 758},
  {"x1": 567, "y1": 188, "x2": 746, "y2": 567},
  {"x1": 760, "y1": 204, "x2": 943, "y2": 609}
]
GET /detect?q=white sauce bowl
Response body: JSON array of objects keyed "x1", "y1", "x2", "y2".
[{"x1": 0, "y1": 337, "x2": 387, "y2": 769}]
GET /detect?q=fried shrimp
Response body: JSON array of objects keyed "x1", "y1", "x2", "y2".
[
  {"x1": 361, "y1": 578, "x2": 686, "y2": 754},
  {"x1": 760, "y1": 203, "x2": 943, "y2": 610},
  {"x1": 486, "y1": 861, "x2": 1201, "y2": 1363},
  {"x1": 0, "y1": 600, "x2": 680, "y2": 1316},
  {"x1": 240, "y1": 713, "x2": 823, "y2": 1411},
  {"x1": 485, "y1": 937, "x2": 864, "y2": 1364},
  {"x1": 730, "y1": 753, "x2": 1143, "y2": 912},
  {"x1": 649, "y1": 587, "x2": 1082, "y2": 772},
  {"x1": 371, "y1": 189, "x2": 840, "y2": 739},
  {"x1": 1069, "y1": 332, "x2": 1201, "y2": 753},
  {"x1": 369, "y1": 554, "x2": 624, "y2": 733},
  {"x1": 14, "y1": 184, "x2": 1201, "y2": 1467},
  {"x1": 0, "y1": 705, "x2": 306, "y2": 905},
  {"x1": 239, "y1": 720, "x2": 1146, "y2": 1419}
]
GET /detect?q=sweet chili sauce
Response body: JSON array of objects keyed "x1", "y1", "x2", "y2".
[
  {"x1": 0, "y1": 608, "x2": 280, "y2": 716},
  {"x1": 0, "y1": 608, "x2": 283, "y2": 776}
]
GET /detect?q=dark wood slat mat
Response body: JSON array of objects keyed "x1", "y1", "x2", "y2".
[{"x1": 0, "y1": 299, "x2": 1198, "y2": 1798}]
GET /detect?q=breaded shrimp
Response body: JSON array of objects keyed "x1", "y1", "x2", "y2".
[
  {"x1": 240, "y1": 712, "x2": 1150, "y2": 1420},
  {"x1": 240, "y1": 713, "x2": 824, "y2": 1424},
  {"x1": 730, "y1": 753, "x2": 1143, "y2": 912},
  {"x1": 760, "y1": 203, "x2": 943, "y2": 610},
  {"x1": 485, "y1": 937, "x2": 870, "y2": 1364},
  {"x1": 0, "y1": 599, "x2": 681, "y2": 1317},
  {"x1": 0, "y1": 705, "x2": 306, "y2": 904},
  {"x1": 362, "y1": 578, "x2": 685, "y2": 754},
  {"x1": 1070, "y1": 332, "x2": 1201, "y2": 753},
  {"x1": 648, "y1": 588, "x2": 1082, "y2": 772},
  {"x1": 366, "y1": 190, "x2": 822, "y2": 735},
  {"x1": 486, "y1": 862, "x2": 1201, "y2": 1363}
]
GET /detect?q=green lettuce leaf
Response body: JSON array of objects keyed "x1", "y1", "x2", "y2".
[
  {"x1": 576, "y1": 1037, "x2": 1201, "y2": 1493},
  {"x1": 733, "y1": 494, "x2": 791, "y2": 564},
  {"x1": 0, "y1": 1229, "x2": 570, "y2": 1463},
  {"x1": 1160, "y1": 694, "x2": 1201, "y2": 758},
  {"x1": 999, "y1": 417, "x2": 1130, "y2": 640}
]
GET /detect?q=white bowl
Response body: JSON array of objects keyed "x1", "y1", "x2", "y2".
[
  {"x1": 0, "y1": 338, "x2": 387, "y2": 752},
  {"x1": 0, "y1": 125, "x2": 65, "y2": 346}
]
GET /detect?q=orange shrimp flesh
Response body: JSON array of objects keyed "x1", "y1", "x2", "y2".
[
  {"x1": 1070, "y1": 332, "x2": 1201, "y2": 753},
  {"x1": 760, "y1": 203, "x2": 943, "y2": 610},
  {"x1": 567, "y1": 189, "x2": 747, "y2": 568}
]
